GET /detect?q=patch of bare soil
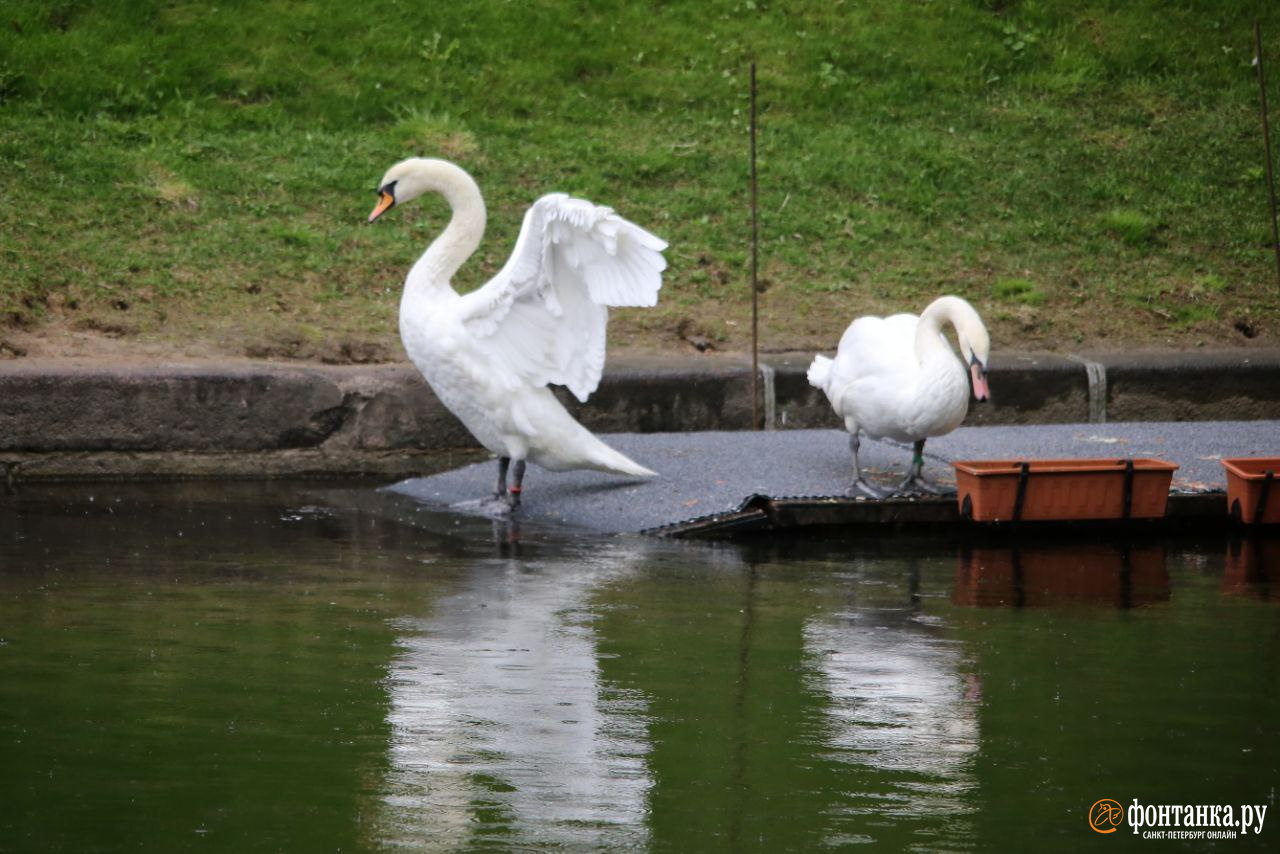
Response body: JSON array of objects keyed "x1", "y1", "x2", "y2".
[
  {"x1": 2, "y1": 291, "x2": 1275, "y2": 368},
  {"x1": 0, "y1": 316, "x2": 403, "y2": 366}
]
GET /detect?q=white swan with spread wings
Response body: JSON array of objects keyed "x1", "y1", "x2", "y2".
[{"x1": 368, "y1": 158, "x2": 667, "y2": 510}]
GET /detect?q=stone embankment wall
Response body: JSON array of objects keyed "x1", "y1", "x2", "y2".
[{"x1": 2, "y1": 351, "x2": 1277, "y2": 481}]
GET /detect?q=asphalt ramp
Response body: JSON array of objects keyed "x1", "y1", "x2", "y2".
[{"x1": 387, "y1": 421, "x2": 1279, "y2": 536}]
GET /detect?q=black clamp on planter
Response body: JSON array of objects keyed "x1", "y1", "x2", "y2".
[
  {"x1": 1011, "y1": 462, "x2": 1031, "y2": 523},
  {"x1": 1254, "y1": 469, "x2": 1274, "y2": 526},
  {"x1": 1122, "y1": 458, "x2": 1135, "y2": 521}
]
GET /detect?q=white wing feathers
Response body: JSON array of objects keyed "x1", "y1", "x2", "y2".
[{"x1": 456, "y1": 193, "x2": 667, "y2": 402}]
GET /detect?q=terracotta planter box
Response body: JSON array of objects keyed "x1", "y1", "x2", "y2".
[
  {"x1": 954, "y1": 458, "x2": 1178, "y2": 522},
  {"x1": 1221, "y1": 457, "x2": 1280, "y2": 525}
]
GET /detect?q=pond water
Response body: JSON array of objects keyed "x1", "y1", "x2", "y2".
[{"x1": 1, "y1": 483, "x2": 1276, "y2": 852}]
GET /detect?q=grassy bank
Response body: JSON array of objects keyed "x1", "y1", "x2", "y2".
[{"x1": 1, "y1": 0, "x2": 1278, "y2": 361}]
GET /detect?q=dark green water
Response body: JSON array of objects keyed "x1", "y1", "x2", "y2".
[{"x1": 1, "y1": 484, "x2": 1276, "y2": 852}]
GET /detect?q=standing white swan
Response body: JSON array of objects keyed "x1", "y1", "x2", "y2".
[
  {"x1": 807, "y1": 296, "x2": 991, "y2": 498},
  {"x1": 368, "y1": 158, "x2": 667, "y2": 510}
]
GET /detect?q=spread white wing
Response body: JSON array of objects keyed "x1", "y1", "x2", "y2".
[{"x1": 456, "y1": 193, "x2": 667, "y2": 402}]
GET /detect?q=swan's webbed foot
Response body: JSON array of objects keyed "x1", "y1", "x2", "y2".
[
  {"x1": 486, "y1": 457, "x2": 525, "y2": 513},
  {"x1": 889, "y1": 474, "x2": 955, "y2": 498},
  {"x1": 453, "y1": 495, "x2": 516, "y2": 519},
  {"x1": 481, "y1": 494, "x2": 521, "y2": 513},
  {"x1": 481, "y1": 492, "x2": 518, "y2": 512},
  {"x1": 887, "y1": 440, "x2": 954, "y2": 498},
  {"x1": 846, "y1": 478, "x2": 892, "y2": 500},
  {"x1": 845, "y1": 433, "x2": 891, "y2": 500}
]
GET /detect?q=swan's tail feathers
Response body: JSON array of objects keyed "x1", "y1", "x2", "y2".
[
  {"x1": 808, "y1": 354, "x2": 834, "y2": 392},
  {"x1": 579, "y1": 436, "x2": 658, "y2": 478},
  {"x1": 591, "y1": 445, "x2": 658, "y2": 479}
]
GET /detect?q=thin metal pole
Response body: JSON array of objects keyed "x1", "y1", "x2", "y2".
[
  {"x1": 1255, "y1": 21, "x2": 1280, "y2": 290},
  {"x1": 750, "y1": 62, "x2": 760, "y2": 429}
]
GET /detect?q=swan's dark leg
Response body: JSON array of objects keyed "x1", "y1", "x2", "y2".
[
  {"x1": 846, "y1": 433, "x2": 890, "y2": 499},
  {"x1": 461, "y1": 456, "x2": 522, "y2": 517},
  {"x1": 894, "y1": 439, "x2": 951, "y2": 496},
  {"x1": 479, "y1": 456, "x2": 525, "y2": 514},
  {"x1": 494, "y1": 456, "x2": 511, "y2": 500},
  {"x1": 506, "y1": 460, "x2": 527, "y2": 510}
]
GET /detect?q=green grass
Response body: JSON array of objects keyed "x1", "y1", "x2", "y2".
[
  {"x1": 1098, "y1": 208, "x2": 1162, "y2": 247},
  {"x1": 992, "y1": 277, "x2": 1046, "y2": 306},
  {"x1": 1, "y1": 0, "x2": 1277, "y2": 359}
]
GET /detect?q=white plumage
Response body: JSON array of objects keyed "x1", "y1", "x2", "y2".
[
  {"x1": 808, "y1": 295, "x2": 991, "y2": 497},
  {"x1": 369, "y1": 158, "x2": 666, "y2": 508}
]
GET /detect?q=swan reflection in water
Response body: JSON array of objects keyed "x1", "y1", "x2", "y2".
[
  {"x1": 372, "y1": 519, "x2": 985, "y2": 847},
  {"x1": 374, "y1": 539, "x2": 652, "y2": 849},
  {"x1": 804, "y1": 556, "x2": 980, "y2": 841}
]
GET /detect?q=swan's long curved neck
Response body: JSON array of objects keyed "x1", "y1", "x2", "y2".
[
  {"x1": 913, "y1": 301, "x2": 954, "y2": 361},
  {"x1": 914, "y1": 296, "x2": 982, "y2": 360},
  {"x1": 405, "y1": 165, "x2": 487, "y2": 297}
]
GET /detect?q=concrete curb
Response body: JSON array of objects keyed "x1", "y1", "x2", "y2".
[{"x1": 2, "y1": 350, "x2": 1278, "y2": 480}]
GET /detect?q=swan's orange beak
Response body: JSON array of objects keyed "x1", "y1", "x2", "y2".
[
  {"x1": 970, "y1": 362, "x2": 990, "y2": 402},
  {"x1": 367, "y1": 190, "x2": 395, "y2": 223}
]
